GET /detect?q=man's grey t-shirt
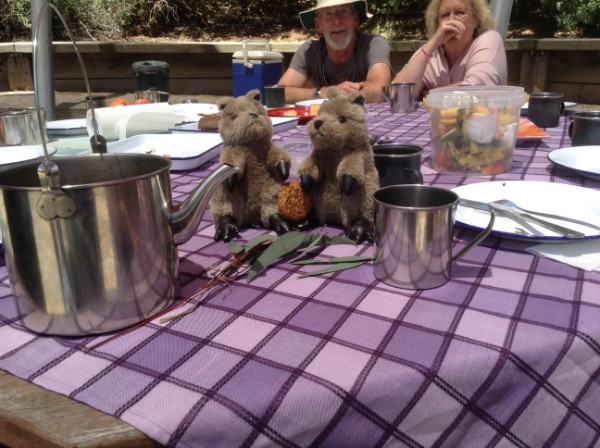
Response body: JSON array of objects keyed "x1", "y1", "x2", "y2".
[{"x1": 289, "y1": 31, "x2": 392, "y2": 88}]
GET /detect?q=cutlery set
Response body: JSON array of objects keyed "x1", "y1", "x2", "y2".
[{"x1": 458, "y1": 198, "x2": 600, "y2": 239}]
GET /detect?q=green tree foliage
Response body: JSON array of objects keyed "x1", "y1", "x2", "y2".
[{"x1": 1, "y1": 0, "x2": 599, "y2": 41}]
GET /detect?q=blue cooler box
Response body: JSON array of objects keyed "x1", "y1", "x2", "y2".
[{"x1": 232, "y1": 40, "x2": 283, "y2": 103}]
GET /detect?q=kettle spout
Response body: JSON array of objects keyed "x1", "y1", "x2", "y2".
[{"x1": 170, "y1": 163, "x2": 238, "y2": 245}]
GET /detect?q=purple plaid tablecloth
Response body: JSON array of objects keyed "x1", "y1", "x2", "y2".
[{"x1": 1, "y1": 103, "x2": 600, "y2": 447}]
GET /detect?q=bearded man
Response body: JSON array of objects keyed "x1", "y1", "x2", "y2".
[{"x1": 277, "y1": 0, "x2": 392, "y2": 103}]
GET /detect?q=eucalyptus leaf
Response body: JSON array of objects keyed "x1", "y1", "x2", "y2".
[
  {"x1": 229, "y1": 240, "x2": 244, "y2": 255},
  {"x1": 244, "y1": 234, "x2": 277, "y2": 251},
  {"x1": 292, "y1": 255, "x2": 373, "y2": 265},
  {"x1": 246, "y1": 231, "x2": 307, "y2": 283},
  {"x1": 326, "y1": 235, "x2": 357, "y2": 246},
  {"x1": 298, "y1": 260, "x2": 370, "y2": 278},
  {"x1": 289, "y1": 233, "x2": 326, "y2": 263}
]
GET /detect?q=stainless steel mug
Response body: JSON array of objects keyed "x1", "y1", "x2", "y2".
[
  {"x1": 373, "y1": 185, "x2": 495, "y2": 289},
  {"x1": 373, "y1": 143, "x2": 423, "y2": 187},
  {"x1": 569, "y1": 111, "x2": 600, "y2": 146},
  {"x1": 135, "y1": 88, "x2": 161, "y2": 103},
  {"x1": 264, "y1": 85, "x2": 286, "y2": 108},
  {"x1": 382, "y1": 83, "x2": 416, "y2": 113},
  {"x1": 0, "y1": 110, "x2": 43, "y2": 146},
  {"x1": 11, "y1": 107, "x2": 47, "y2": 144},
  {"x1": 527, "y1": 92, "x2": 565, "y2": 128}
]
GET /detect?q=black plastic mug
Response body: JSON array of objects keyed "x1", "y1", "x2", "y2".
[
  {"x1": 527, "y1": 92, "x2": 565, "y2": 128},
  {"x1": 569, "y1": 111, "x2": 600, "y2": 146},
  {"x1": 373, "y1": 144, "x2": 423, "y2": 187},
  {"x1": 264, "y1": 85, "x2": 285, "y2": 108}
]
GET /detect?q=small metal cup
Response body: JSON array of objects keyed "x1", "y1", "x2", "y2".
[
  {"x1": 0, "y1": 109, "x2": 46, "y2": 146},
  {"x1": 382, "y1": 82, "x2": 416, "y2": 113},
  {"x1": 135, "y1": 88, "x2": 160, "y2": 103},
  {"x1": 373, "y1": 143, "x2": 423, "y2": 187},
  {"x1": 373, "y1": 185, "x2": 495, "y2": 290},
  {"x1": 527, "y1": 92, "x2": 565, "y2": 128}
]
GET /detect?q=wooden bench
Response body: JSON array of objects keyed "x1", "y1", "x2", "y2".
[{"x1": 2, "y1": 39, "x2": 600, "y2": 103}]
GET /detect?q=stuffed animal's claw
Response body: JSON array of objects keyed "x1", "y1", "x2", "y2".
[
  {"x1": 295, "y1": 209, "x2": 319, "y2": 231},
  {"x1": 214, "y1": 215, "x2": 239, "y2": 241},
  {"x1": 226, "y1": 174, "x2": 236, "y2": 192},
  {"x1": 269, "y1": 214, "x2": 291, "y2": 235},
  {"x1": 276, "y1": 160, "x2": 290, "y2": 181},
  {"x1": 342, "y1": 174, "x2": 357, "y2": 195},
  {"x1": 347, "y1": 218, "x2": 373, "y2": 244},
  {"x1": 300, "y1": 174, "x2": 314, "y2": 193}
]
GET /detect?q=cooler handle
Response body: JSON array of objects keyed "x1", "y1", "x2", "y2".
[{"x1": 242, "y1": 39, "x2": 271, "y2": 69}]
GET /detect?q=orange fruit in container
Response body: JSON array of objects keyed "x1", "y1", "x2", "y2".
[{"x1": 109, "y1": 97, "x2": 129, "y2": 107}]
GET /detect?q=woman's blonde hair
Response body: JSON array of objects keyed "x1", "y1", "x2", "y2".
[{"x1": 425, "y1": 0, "x2": 496, "y2": 39}]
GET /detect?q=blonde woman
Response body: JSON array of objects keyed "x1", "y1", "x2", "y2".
[{"x1": 393, "y1": 0, "x2": 507, "y2": 98}]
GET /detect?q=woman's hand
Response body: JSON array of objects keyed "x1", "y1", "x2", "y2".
[{"x1": 433, "y1": 19, "x2": 467, "y2": 47}]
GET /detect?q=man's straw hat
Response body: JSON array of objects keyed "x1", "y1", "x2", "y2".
[{"x1": 299, "y1": 0, "x2": 373, "y2": 30}]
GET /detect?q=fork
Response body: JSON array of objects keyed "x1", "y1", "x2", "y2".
[
  {"x1": 490, "y1": 200, "x2": 586, "y2": 238},
  {"x1": 494, "y1": 199, "x2": 600, "y2": 232}
]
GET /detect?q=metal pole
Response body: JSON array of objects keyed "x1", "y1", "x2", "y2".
[
  {"x1": 489, "y1": 0, "x2": 514, "y2": 40},
  {"x1": 31, "y1": 0, "x2": 56, "y2": 120}
]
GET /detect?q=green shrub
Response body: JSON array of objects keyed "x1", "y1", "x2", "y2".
[{"x1": 0, "y1": 0, "x2": 598, "y2": 41}]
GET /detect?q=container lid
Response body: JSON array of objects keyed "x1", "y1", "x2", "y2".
[
  {"x1": 232, "y1": 50, "x2": 283, "y2": 61},
  {"x1": 426, "y1": 86, "x2": 527, "y2": 109}
]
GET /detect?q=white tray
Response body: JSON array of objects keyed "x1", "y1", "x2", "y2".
[
  {"x1": 169, "y1": 116, "x2": 299, "y2": 134},
  {"x1": 104, "y1": 134, "x2": 222, "y2": 171}
]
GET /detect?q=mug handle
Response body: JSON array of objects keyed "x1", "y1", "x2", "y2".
[
  {"x1": 403, "y1": 167, "x2": 423, "y2": 184},
  {"x1": 568, "y1": 117, "x2": 574, "y2": 137},
  {"x1": 560, "y1": 102, "x2": 565, "y2": 114},
  {"x1": 451, "y1": 199, "x2": 496, "y2": 263}
]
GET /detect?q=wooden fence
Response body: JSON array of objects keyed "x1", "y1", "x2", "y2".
[{"x1": 1, "y1": 39, "x2": 599, "y2": 103}]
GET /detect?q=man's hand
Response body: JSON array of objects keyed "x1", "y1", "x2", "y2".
[{"x1": 335, "y1": 81, "x2": 364, "y2": 95}]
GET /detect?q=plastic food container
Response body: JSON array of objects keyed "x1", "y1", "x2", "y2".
[{"x1": 426, "y1": 86, "x2": 527, "y2": 175}]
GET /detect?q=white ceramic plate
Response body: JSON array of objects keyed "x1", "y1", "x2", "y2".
[
  {"x1": 104, "y1": 134, "x2": 222, "y2": 171},
  {"x1": 452, "y1": 180, "x2": 600, "y2": 242},
  {"x1": 0, "y1": 144, "x2": 57, "y2": 165},
  {"x1": 548, "y1": 146, "x2": 600, "y2": 181},
  {"x1": 169, "y1": 116, "x2": 299, "y2": 134},
  {"x1": 295, "y1": 99, "x2": 327, "y2": 107},
  {"x1": 46, "y1": 118, "x2": 88, "y2": 136}
]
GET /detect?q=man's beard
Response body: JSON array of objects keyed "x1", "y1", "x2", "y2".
[{"x1": 323, "y1": 28, "x2": 354, "y2": 51}]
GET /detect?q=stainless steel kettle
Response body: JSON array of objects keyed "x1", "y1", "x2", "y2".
[
  {"x1": 0, "y1": 155, "x2": 235, "y2": 335},
  {"x1": 0, "y1": 3, "x2": 236, "y2": 335}
]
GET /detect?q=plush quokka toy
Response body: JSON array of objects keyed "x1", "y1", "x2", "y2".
[
  {"x1": 298, "y1": 86, "x2": 379, "y2": 243},
  {"x1": 209, "y1": 90, "x2": 292, "y2": 241}
]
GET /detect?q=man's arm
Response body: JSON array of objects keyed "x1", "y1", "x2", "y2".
[
  {"x1": 358, "y1": 62, "x2": 392, "y2": 103},
  {"x1": 278, "y1": 67, "x2": 318, "y2": 104}
]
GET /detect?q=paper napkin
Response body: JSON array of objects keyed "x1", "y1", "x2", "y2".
[{"x1": 525, "y1": 239, "x2": 600, "y2": 271}]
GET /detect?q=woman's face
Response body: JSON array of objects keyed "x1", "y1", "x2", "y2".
[{"x1": 438, "y1": 0, "x2": 479, "y2": 44}]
